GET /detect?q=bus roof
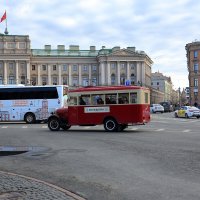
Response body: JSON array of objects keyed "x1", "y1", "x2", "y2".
[
  {"x1": 0, "y1": 85, "x2": 68, "y2": 88},
  {"x1": 70, "y1": 85, "x2": 149, "y2": 93}
]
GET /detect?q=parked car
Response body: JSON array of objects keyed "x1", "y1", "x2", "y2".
[
  {"x1": 159, "y1": 102, "x2": 173, "y2": 112},
  {"x1": 150, "y1": 104, "x2": 164, "y2": 113},
  {"x1": 174, "y1": 106, "x2": 200, "y2": 118}
]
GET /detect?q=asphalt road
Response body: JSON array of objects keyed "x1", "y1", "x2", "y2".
[{"x1": 0, "y1": 112, "x2": 200, "y2": 200}]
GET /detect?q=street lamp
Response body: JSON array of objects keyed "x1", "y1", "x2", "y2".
[{"x1": 178, "y1": 87, "x2": 181, "y2": 106}]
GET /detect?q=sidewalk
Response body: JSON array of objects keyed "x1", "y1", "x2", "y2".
[{"x1": 0, "y1": 171, "x2": 85, "y2": 200}]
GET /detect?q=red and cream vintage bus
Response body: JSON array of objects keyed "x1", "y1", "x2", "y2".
[{"x1": 47, "y1": 85, "x2": 150, "y2": 132}]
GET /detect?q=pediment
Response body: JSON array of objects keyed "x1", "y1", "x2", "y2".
[{"x1": 109, "y1": 49, "x2": 139, "y2": 57}]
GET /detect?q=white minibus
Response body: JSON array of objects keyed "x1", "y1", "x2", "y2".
[{"x1": 0, "y1": 85, "x2": 68, "y2": 123}]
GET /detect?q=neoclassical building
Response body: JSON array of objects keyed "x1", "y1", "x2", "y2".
[{"x1": 0, "y1": 34, "x2": 153, "y2": 88}]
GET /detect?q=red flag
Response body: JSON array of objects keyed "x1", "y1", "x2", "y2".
[{"x1": 0, "y1": 11, "x2": 6, "y2": 23}]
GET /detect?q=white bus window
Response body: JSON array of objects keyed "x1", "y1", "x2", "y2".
[{"x1": 130, "y1": 93, "x2": 137, "y2": 104}]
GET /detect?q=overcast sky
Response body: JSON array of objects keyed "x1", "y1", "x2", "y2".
[{"x1": 0, "y1": 0, "x2": 198, "y2": 90}]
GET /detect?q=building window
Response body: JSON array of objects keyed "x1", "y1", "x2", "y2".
[
  {"x1": 120, "y1": 74, "x2": 126, "y2": 85},
  {"x1": 130, "y1": 63, "x2": 135, "y2": 70},
  {"x1": 53, "y1": 65, "x2": 57, "y2": 71},
  {"x1": 82, "y1": 77, "x2": 89, "y2": 86},
  {"x1": 9, "y1": 63, "x2": 14, "y2": 70},
  {"x1": 52, "y1": 77, "x2": 57, "y2": 85},
  {"x1": 111, "y1": 74, "x2": 115, "y2": 85},
  {"x1": 63, "y1": 76, "x2": 68, "y2": 85},
  {"x1": 83, "y1": 65, "x2": 88, "y2": 71},
  {"x1": 92, "y1": 65, "x2": 97, "y2": 71},
  {"x1": 21, "y1": 76, "x2": 26, "y2": 84},
  {"x1": 131, "y1": 74, "x2": 135, "y2": 85},
  {"x1": 32, "y1": 65, "x2": 36, "y2": 71},
  {"x1": 73, "y1": 65, "x2": 77, "y2": 71},
  {"x1": 8, "y1": 76, "x2": 15, "y2": 84},
  {"x1": 42, "y1": 65, "x2": 46, "y2": 71},
  {"x1": 42, "y1": 77, "x2": 47, "y2": 85},
  {"x1": 92, "y1": 77, "x2": 97, "y2": 86},
  {"x1": 157, "y1": 82, "x2": 159, "y2": 85},
  {"x1": 111, "y1": 63, "x2": 116, "y2": 69},
  {"x1": 72, "y1": 77, "x2": 78, "y2": 86},
  {"x1": 7, "y1": 42, "x2": 15, "y2": 49},
  {"x1": 121, "y1": 63, "x2": 125, "y2": 69},
  {"x1": 63, "y1": 64, "x2": 67, "y2": 71},
  {"x1": 194, "y1": 78, "x2": 198, "y2": 87},
  {"x1": 194, "y1": 63, "x2": 198, "y2": 73},
  {"x1": 19, "y1": 42, "x2": 26, "y2": 49},
  {"x1": 0, "y1": 76, "x2": 3, "y2": 84},
  {"x1": 194, "y1": 50, "x2": 198, "y2": 58},
  {"x1": 31, "y1": 77, "x2": 37, "y2": 85}
]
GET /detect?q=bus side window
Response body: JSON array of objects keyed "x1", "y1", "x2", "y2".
[
  {"x1": 145, "y1": 93, "x2": 149, "y2": 104},
  {"x1": 79, "y1": 95, "x2": 90, "y2": 105},
  {"x1": 105, "y1": 94, "x2": 117, "y2": 104},
  {"x1": 69, "y1": 96, "x2": 77, "y2": 105},
  {"x1": 130, "y1": 93, "x2": 137, "y2": 103},
  {"x1": 118, "y1": 93, "x2": 129, "y2": 104}
]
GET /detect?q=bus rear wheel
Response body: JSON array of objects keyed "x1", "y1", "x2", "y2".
[
  {"x1": 24, "y1": 113, "x2": 36, "y2": 124},
  {"x1": 48, "y1": 117, "x2": 60, "y2": 131},
  {"x1": 104, "y1": 118, "x2": 118, "y2": 132}
]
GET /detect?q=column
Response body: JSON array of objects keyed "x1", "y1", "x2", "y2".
[
  {"x1": 136, "y1": 62, "x2": 140, "y2": 84},
  {"x1": 48, "y1": 64, "x2": 51, "y2": 85},
  {"x1": 107, "y1": 62, "x2": 111, "y2": 85},
  {"x1": 26, "y1": 61, "x2": 30, "y2": 85},
  {"x1": 15, "y1": 61, "x2": 19, "y2": 84},
  {"x1": 141, "y1": 62, "x2": 145, "y2": 86},
  {"x1": 117, "y1": 61, "x2": 120, "y2": 85},
  {"x1": 3, "y1": 61, "x2": 7, "y2": 84},
  {"x1": 78, "y1": 64, "x2": 82, "y2": 86},
  {"x1": 68, "y1": 64, "x2": 72, "y2": 86},
  {"x1": 37, "y1": 64, "x2": 41, "y2": 85},
  {"x1": 89, "y1": 64, "x2": 92, "y2": 85},
  {"x1": 58, "y1": 64, "x2": 62, "y2": 85},
  {"x1": 100, "y1": 62, "x2": 105, "y2": 86},
  {"x1": 127, "y1": 62, "x2": 130, "y2": 81}
]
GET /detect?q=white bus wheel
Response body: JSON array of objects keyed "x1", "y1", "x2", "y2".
[{"x1": 24, "y1": 113, "x2": 36, "y2": 124}]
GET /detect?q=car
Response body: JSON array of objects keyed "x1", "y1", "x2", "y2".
[
  {"x1": 159, "y1": 102, "x2": 174, "y2": 112},
  {"x1": 150, "y1": 104, "x2": 164, "y2": 113},
  {"x1": 174, "y1": 106, "x2": 200, "y2": 118}
]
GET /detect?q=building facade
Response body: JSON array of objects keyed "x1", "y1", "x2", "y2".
[
  {"x1": 151, "y1": 72, "x2": 173, "y2": 102},
  {"x1": 0, "y1": 35, "x2": 153, "y2": 88},
  {"x1": 185, "y1": 41, "x2": 200, "y2": 106}
]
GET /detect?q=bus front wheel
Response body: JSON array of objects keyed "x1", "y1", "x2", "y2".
[
  {"x1": 104, "y1": 118, "x2": 118, "y2": 132},
  {"x1": 48, "y1": 117, "x2": 61, "y2": 131},
  {"x1": 24, "y1": 113, "x2": 36, "y2": 124}
]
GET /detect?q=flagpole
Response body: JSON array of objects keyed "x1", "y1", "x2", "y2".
[{"x1": 4, "y1": 10, "x2": 8, "y2": 35}]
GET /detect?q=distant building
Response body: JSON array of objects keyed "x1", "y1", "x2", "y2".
[
  {"x1": 0, "y1": 34, "x2": 153, "y2": 88},
  {"x1": 185, "y1": 41, "x2": 200, "y2": 106},
  {"x1": 151, "y1": 72, "x2": 173, "y2": 102}
]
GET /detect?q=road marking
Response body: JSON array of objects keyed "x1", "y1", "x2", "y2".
[
  {"x1": 22, "y1": 126, "x2": 27, "y2": 128},
  {"x1": 1, "y1": 126, "x2": 8, "y2": 128},
  {"x1": 42, "y1": 125, "x2": 47, "y2": 128},
  {"x1": 182, "y1": 129, "x2": 191, "y2": 132},
  {"x1": 155, "y1": 129, "x2": 164, "y2": 132}
]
